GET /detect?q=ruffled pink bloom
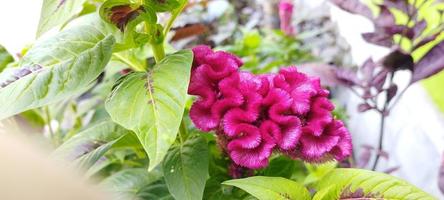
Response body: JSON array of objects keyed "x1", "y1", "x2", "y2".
[
  {"x1": 297, "y1": 120, "x2": 352, "y2": 162},
  {"x1": 188, "y1": 46, "x2": 352, "y2": 172},
  {"x1": 279, "y1": 0, "x2": 295, "y2": 36}
]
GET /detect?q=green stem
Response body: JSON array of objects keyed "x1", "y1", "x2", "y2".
[
  {"x1": 178, "y1": 118, "x2": 188, "y2": 144},
  {"x1": 163, "y1": 1, "x2": 188, "y2": 37},
  {"x1": 151, "y1": 41, "x2": 166, "y2": 63}
]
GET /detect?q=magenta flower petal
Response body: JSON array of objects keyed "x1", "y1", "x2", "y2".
[
  {"x1": 303, "y1": 96, "x2": 335, "y2": 136},
  {"x1": 228, "y1": 131, "x2": 276, "y2": 169},
  {"x1": 278, "y1": 117, "x2": 302, "y2": 150},
  {"x1": 299, "y1": 130, "x2": 340, "y2": 161},
  {"x1": 227, "y1": 124, "x2": 261, "y2": 149},
  {"x1": 189, "y1": 102, "x2": 219, "y2": 131},
  {"x1": 223, "y1": 108, "x2": 259, "y2": 137},
  {"x1": 326, "y1": 120, "x2": 353, "y2": 161}
]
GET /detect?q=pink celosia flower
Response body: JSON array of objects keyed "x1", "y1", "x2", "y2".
[
  {"x1": 188, "y1": 46, "x2": 352, "y2": 173},
  {"x1": 279, "y1": 0, "x2": 295, "y2": 36},
  {"x1": 296, "y1": 120, "x2": 352, "y2": 162}
]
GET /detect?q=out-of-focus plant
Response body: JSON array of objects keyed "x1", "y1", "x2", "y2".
[{"x1": 330, "y1": 0, "x2": 444, "y2": 171}]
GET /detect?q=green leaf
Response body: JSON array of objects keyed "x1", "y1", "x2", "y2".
[
  {"x1": 163, "y1": 135, "x2": 209, "y2": 200},
  {"x1": 0, "y1": 26, "x2": 115, "y2": 120},
  {"x1": 0, "y1": 44, "x2": 13, "y2": 72},
  {"x1": 144, "y1": 0, "x2": 180, "y2": 12},
  {"x1": 261, "y1": 156, "x2": 304, "y2": 179},
  {"x1": 51, "y1": 121, "x2": 131, "y2": 171},
  {"x1": 101, "y1": 168, "x2": 173, "y2": 200},
  {"x1": 223, "y1": 176, "x2": 311, "y2": 200},
  {"x1": 105, "y1": 50, "x2": 193, "y2": 170},
  {"x1": 313, "y1": 168, "x2": 436, "y2": 200},
  {"x1": 23, "y1": 24, "x2": 111, "y2": 67},
  {"x1": 37, "y1": 0, "x2": 87, "y2": 37}
]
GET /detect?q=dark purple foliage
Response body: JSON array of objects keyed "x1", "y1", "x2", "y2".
[
  {"x1": 382, "y1": 49, "x2": 414, "y2": 71},
  {"x1": 386, "y1": 84, "x2": 398, "y2": 102},
  {"x1": 383, "y1": 0, "x2": 412, "y2": 14},
  {"x1": 329, "y1": 0, "x2": 373, "y2": 19},
  {"x1": 412, "y1": 41, "x2": 444, "y2": 82},
  {"x1": 362, "y1": 32, "x2": 393, "y2": 47},
  {"x1": 375, "y1": 5, "x2": 395, "y2": 28},
  {"x1": 413, "y1": 20, "x2": 427, "y2": 39}
]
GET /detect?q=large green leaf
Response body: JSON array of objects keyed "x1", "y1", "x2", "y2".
[
  {"x1": 0, "y1": 44, "x2": 13, "y2": 72},
  {"x1": 101, "y1": 168, "x2": 173, "y2": 200},
  {"x1": 105, "y1": 50, "x2": 193, "y2": 170},
  {"x1": 223, "y1": 176, "x2": 311, "y2": 200},
  {"x1": 37, "y1": 0, "x2": 87, "y2": 37},
  {"x1": 23, "y1": 24, "x2": 111, "y2": 67},
  {"x1": 313, "y1": 168, "x2": 436, "y2": 200},
  {"x1": 163, "y1": 135, "x2": 209, "y2": 200},
  {"x1": 51, "y1": 120, "x2": 131, "y2": 171},
  {"x1": 0, "y1": 26, "x2": 115, "y2": 120}
]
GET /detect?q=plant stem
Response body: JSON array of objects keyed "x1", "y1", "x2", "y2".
[
  {"x1": 371, "y1": 72, "x2": 395, "y2": 171},
  {"x1": 372, "y1": 111, "x2": 386, "y2": 171},
  {"x1": 178, "y1": 118, "x2": 188, "y2": 144},
  {"x1": 163, "y1": 1, "x2": 188, "y2": 37},
  {"x1": 44, "y1": 107, "x2": 57, "y2": 145},
  {"x1": 151, "y1": 41, "x2": 165, "y2": 63}
]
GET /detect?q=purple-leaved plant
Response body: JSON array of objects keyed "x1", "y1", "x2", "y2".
[{"x1": 330, "y1": 0, "x2": 444, "y2": 171}]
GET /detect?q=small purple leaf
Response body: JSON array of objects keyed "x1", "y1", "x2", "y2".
[
  {"x1": 383, "y1": 0, "x2": 412, "y2": 14},
  {"x1": 329, "y1": 0, "x2": 373, "y2": 19},
  {"x1": 386, "y1": 84, "x2": 398, "y2": 102},
  {"x1": 362, "y1": 32, "x2": 393, "y2": 47},
  {"x1": 412, "y1": 41, "x2": 444, "y2": 82},
  {"x1": 335, "y1": 68, "x2": 359, "y2": 86},
  {"x1": 358, "y1": 103, "x2": 372, "y2": 112},
  {"x1": 372, "y1": 69, "x2": 389, "y2": 90},
  {"x1": 362, "y1": 58, "x2": 376, "y2": 83},
  {"x1": 383, "y1": 25, "x2": 414, "y2": 39},
  {"x1": 413, "y1": 20, "x2": 427, "y2": 39},
  {"x1": 375, "y1": 5, "x2": 396, "y2": 28},
  {"x1": 358, "y1": 145, "x2": 373, "y2": 168}
]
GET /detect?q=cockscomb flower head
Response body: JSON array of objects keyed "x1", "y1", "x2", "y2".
[{"x1": 188, "y1": 46, "x2": 352, "y2": 172}]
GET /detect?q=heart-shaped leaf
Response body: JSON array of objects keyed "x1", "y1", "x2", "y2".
[
  {"x1": 105, "y1": 50, "x2": 193, "y2": 170},
  {"x1": 101, "y1": 168, "x2": 172, "y2": 200},
  {"x1": 163, "y1": 135, "x2": 209, "y2": 200},
  {"x1": 52, "y1": 120, "x2": 131, "y2": 172},
  {"x1": 0, "y1": 24, "x2": 115, "y2": 120},
  {"x1": 37, "y1": 0, "x2": 87, "y2": 37},
  {"x1": 223, "y1": 176, "x2": 311, "y2": 200},
  {"x1": 313, "y1": 168, "x2": 435, "y2": 200}
]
